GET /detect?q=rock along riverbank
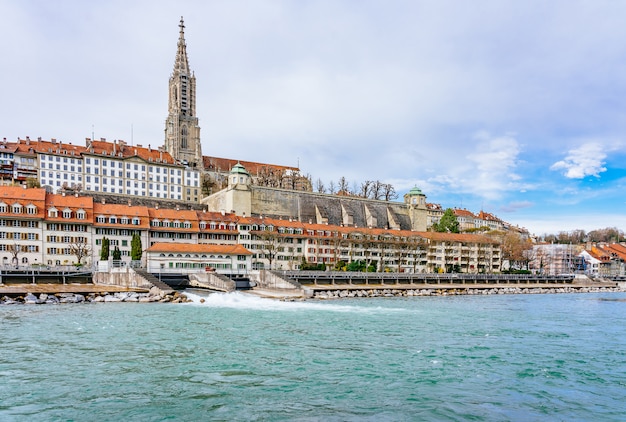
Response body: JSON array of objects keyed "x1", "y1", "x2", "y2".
[
  {"x1": 313, "y1": 285, "x2": 626, "y2": 299},
  {"x1": 1, "y1": 287, "x2": 190, "y2": 305}
]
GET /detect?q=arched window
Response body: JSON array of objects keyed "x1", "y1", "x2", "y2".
[{"x1": 181, "y1": 125, "x2": 188, "y2": 149}]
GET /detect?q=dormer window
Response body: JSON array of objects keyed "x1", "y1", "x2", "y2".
[
  {"x1": 121, "y1": 217, "x2": 129, "y2": 225},
  {"x1": 151, "y1": 219, "x2": 160, "y2": 227},
  {"x1": 0, "y1": 202, "x2": 6, "y2": 213},
  {"x1": 199, "y1": 222, "x2": 206, "y2": 229},
  {"x1": 12, "y1": 203, "x2": 22, "y2": 214},
  {"x1": 109, "y1": 216, "x2": 117, "y2": 224},
  {"x1": 26, "y1": 204, "x2": 37, "y2": 215},
  {"x1": 48, "y1": 208, "x2": 58, "y2": 218},
  {"x1": 132, "y1": 217, "x2": 140, "y2": 225},
  {"x1": 62, "y1": 208, "x2": 72, "y2": 219},
  {"x1": 76, "y1": 209, "x2": 85, "y2": 219},
  {"x1": 96, "y1": 215, "x2": 106, "y2": 223}
]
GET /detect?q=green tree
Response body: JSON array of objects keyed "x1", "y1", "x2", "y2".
[
  {"x1": 434, "y1": 208, "x2": 460, "y2": 233},
  {"x1": 112, "y1": 246, "x2": 122, "y2": 261},
  {"x1": 130, "y1": 233, "x2": 142, "y2": 261},
  {"x1": 100, "y1": 237, "x2": 110, "y2": 261}
]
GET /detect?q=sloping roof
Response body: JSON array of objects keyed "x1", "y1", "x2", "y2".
[
  {"x1": 0, "y1": 186, "x2": 47, "y2": 202},
  {"x1": 146, "y1": 242, "x2": 252, "y2": 255},
  {"x1": 203, "y1": 156, "x2": 297, "y2": 175},
  {"x1": 86, "y1": 140, "x2": 177, "y2": 165}
]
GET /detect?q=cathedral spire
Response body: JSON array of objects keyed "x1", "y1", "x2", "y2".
[
  {"x1": 174, "y1": 16, "x2": 190, "y2": 74},
  {"x1": 164, "y1": 17, "x2": 203, "y2": 170}
]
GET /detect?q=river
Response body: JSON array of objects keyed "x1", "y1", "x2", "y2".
[{"x1": 1, "y1": 291, "x2": 625, "y2": 421}]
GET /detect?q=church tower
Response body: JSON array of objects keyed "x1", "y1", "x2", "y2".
[{"x1": 164, "y1": 17, "x2": 203, "y2": 168}]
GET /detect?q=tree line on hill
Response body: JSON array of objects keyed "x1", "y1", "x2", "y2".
[
  {"x1": 538, "y1": 227, "x2": 625, "y2": 244},
  {"x1": 314, "y1": 177, "x2": 399, "y2": 201}
]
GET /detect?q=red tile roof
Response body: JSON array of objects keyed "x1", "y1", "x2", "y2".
[
  {"x1": 146, "y1": 242, "x2": 251, "y2": 255},
  {"x1": 203, "y1": 156, "x2": 297, "y2": 175}
]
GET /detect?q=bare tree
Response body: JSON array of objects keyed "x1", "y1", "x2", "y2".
[
  {"x1": 315, "y1": 178, "x2": 326, "y2": 193},
  {"x1": 328, "y1": 180, "x2": 337, "y2": 194},
  {"x1": 69, "y1": 236, "x2": 92, "y2": 266},
  {"x1": 256, "y1": 230, "x2": 280, "y2": 270},
  {"x1": 382, "y1": 183, "x2": 398, "y2": 201},
  {"x1": 8, "y1": 243, "x2": 21, "y2": 268},
  {"x1": 359, "y1": 180, "x2": 373, "y2": 198},
  {"x1": 337, "y1": 177, "x2": 349, "y2": 194},
  {"x1": 370, "y1": 180, "x2": 384, "y2": 200}
]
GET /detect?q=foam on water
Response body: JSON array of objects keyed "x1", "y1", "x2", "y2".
[{"x1": 183, "y1": 290, "x2": 411, "y2": 314}]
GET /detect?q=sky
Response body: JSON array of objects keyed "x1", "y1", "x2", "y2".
[{"x1": 1, "y1": 0, "x2": 626, "y2": 236}]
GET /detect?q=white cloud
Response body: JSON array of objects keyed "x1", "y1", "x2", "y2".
[
  {"x1": 422, "y1": 132, "x2": 524, "y2": 201},
  {"x1": 550, "y1": 143, "x2": 607, "y2": 179}
]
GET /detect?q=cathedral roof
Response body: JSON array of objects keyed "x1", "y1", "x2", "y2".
[{"x1": 202, "y1": 155, "x2": 298, "y2": 175}]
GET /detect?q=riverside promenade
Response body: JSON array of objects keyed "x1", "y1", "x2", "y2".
[
  {"x1": 0, "y1": 266, "x2": 148, "y2": 297},
  {"x1": 252, "y1": 270, "x2": 625, "y2": 299}
]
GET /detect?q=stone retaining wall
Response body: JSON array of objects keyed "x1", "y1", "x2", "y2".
[{"x1": 314, "y1": 285, "x2": 626, "y2": 299}]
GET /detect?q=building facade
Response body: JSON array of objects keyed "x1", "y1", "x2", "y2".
[{"x1": 0, "y1": 188, "x2": 501, "y2": 274}]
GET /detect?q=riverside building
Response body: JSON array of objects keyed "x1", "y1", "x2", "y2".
[{"x1": 0, "y1": 187, "x2": 501, "y2": 273}]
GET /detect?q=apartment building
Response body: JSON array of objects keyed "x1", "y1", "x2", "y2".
[
  {"x1": 0, "y1": 186, "x2": 46, "y2": 266},
  {"x1": 0, "y1": 187, "x2": 502, "y2": 273}
]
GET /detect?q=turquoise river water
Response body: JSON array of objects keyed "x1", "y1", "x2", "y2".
[{"x1": 1, "y1": 291, "x2": 625, "y2": 421}]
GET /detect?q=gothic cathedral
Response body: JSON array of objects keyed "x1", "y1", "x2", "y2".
[{"x1": 164, "y1": 17, "x2": 203, "y2": 169}]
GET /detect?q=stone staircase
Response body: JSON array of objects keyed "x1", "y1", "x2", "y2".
[{"x1": 133, "y1": 269, "x2": 175, "y2": 294}]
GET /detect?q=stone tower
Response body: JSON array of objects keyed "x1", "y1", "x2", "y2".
[
  {"x1": 164, "y1": 17, "x2": 203, "y2": 168},
  {"x1": 404, "y1": 186, "x2": 428, "y2": 231}
]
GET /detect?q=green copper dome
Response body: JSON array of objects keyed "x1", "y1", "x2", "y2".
[
  {"x1": 230, "y1": 162, "x2": 249, "y2": 176},
  {"x1": 408, "y1": 186, "x2": 424, "y2": 196}
]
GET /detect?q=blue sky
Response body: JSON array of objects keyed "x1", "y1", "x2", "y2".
[{"x1": 1, "y1": 0, "x2": 626, "y2": 235}]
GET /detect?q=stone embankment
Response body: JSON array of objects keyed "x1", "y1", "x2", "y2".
[
  {"x1": 314, "y1": 285, "x2": 626, "y2": 299},
  {"x1": 1, "y1": 287, "x2": 190, "y2": 305}
]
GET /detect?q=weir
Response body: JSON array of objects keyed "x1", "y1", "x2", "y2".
[{"x1": 264, "y1": 271, "x2": 620, "y2": 292}]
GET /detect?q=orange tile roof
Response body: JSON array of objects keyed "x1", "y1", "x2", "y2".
[
  {"x1": 13, "y1": 138, "x2": 87, "y2": 156},
  {"x1": 196, "y1": 211, "x2": 239, "y2": 223},
  {"x1": 45, "y1": 193, "x2": 94, "y2": 223},
  {"x1": 146, "y1": 242, "x2": 252, "y2": 255},
  {"x1": 46, "y1": 193, "x2": 94, "y2": 209},
  {"x1": 454, "y1": 209, "x2": 476, "y2": 218},
  {"x1": 203, "y1": 156, "x2": 297, "y2": 175},
  {"x1": 0, "y1": 186, "x2": 47, "y2": 202},
  {"x1": 86, "y1": 140, "x2": 178, "y2": 165},
  {"x1": 93, "y1": 202, "x2": 151, "y2": 229},
  {"x1": 0, "y1": 186, "x2": 47, "y2": 219}
]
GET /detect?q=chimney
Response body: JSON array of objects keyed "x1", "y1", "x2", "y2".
[
  {"x1": 62, "y1": 192, "x2": 65, "y2": 197},
  {"x1": 75, "y1": 193, "x2": 79, "y2": 197},
  {"x1": 101, "y1": 198, "x2": 105, "y2": 204},
  {"x1": 22, "y1": 184, "x2": 27, "y2": 189},
  {"x1": 176, "y1": 205, "x2": 180, "y2": 211},
  {"x1": 155, "y1": 204, "x2": 159, "y2": 210},
  {"x1": 128, "y1": 200, "x2": 132, "y2": 206}
]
